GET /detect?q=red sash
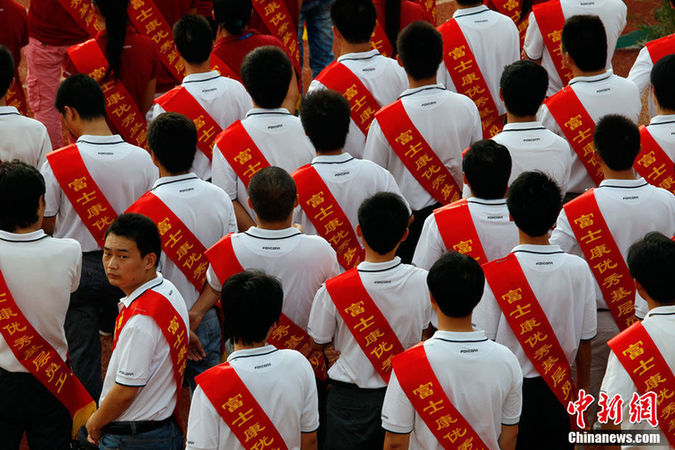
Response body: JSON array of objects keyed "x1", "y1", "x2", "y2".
[
  {"x1": 315, "y1": 62, "x2": 381, "y2": 137},
  {"x1": 417, "y1": 0, "x2": 437, "y2": 25},
  {"x1": 67, "y1": 40, "x2": 149, "y2": 150},
  {"x1": 126, "y1": 192, "x2": 209, "y2": 292},
  {"x1": 393, "y1": 344, "x2": 489, "y2": 449},
  {"x1": 533, "y1": 0, "x2": 574, "y2": 86},
  {"x1": 434, "y1": 199, "x2": 488, "y2": 263},
  {"x1": 486, "y1": 0, "x2": 528, "y2": 47},
  {"x1": 214, "y1": 121, "x2": 271, "y2": 189},
  {"x1": 47, "y1": 144, "x2": 118, "y2": 248},
  {"x1": 545, "y1": 87, "x2": 603, "y2": 186},
  {"x1": 56, "y1": 0, "x2": 101, "y2": 37},
  {"x1": 370, "y1": 21, "x2": 393, "y2": 57},
  {"x1": 292, "y1": 165, "x2": 364, "y2": 270},
  {"x1": 646, "y1": 33, "x2": 675, "y2": 64},
  {"x1": 438, "y1": 19, "x2": 503, "y2": 139},
  {"x1": 5, "y1": 76, "x2": 27, "y2": 115},
  {"x1": 156, "y1": 87, "x2": 222, "y2": 161},
  {"x1": 608, "y1": 322, "x2": 675, "y2": 447},
  {"x1": 251, "y1": 0, "x2": 302, "y2": 75},
  {"x1": 325, "y1": 269, "x2": 405, "y2": 383},
  {"x1": 635, "y1": 126, "x2": 675, "y2": 195},
  {"x1": 196, "y1": 363, "x2": 289, "y2": 450},
  {"x1": 564, "y1": 191, "x2": 636, "y2": 330},
  {"x1": 127, "y1": 0, "x2": 186, "y2": 83},
  {"x1": 0, "y1": 270, "x2": 96, "y2": 438},
  {"x1": 210, "y1": 53, "x2": 240, "y2": 80},
  {"x1": 204, "y1": 235, "x2": 328, "y2": 379},
  {"x1": 376, "y1": 100, "x2": 462, "y2": 205},
  {"x1": 484, "y1": 253, "x2": 577, "y2": 410}
]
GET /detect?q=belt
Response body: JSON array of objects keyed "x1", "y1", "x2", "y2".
[
  {"x1": 597, "y1": 308, "x2": 610, "y2": 312},
  {"x1": 102, "y1": 417, "x2": 173, "y2": 435},
  {"x1": 329, "y1": 379, "x2": 387, "y2": 392}
]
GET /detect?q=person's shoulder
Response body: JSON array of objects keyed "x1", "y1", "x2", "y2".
[
  {"x1": 442, "y1": 90, "x2": 480, "y2": 110},
  {"x1": 610, "y1": 74, "x2": 639, "y2": 92},
  {"x1": 296, "y1": 233, "x2": 334, "y2": 253},
  {"x1": 251, "y1": 32, "x2": 285, "y2": 49},
  {"x1": 128, "y1": 32, "x2": 158, "y2": 54},
  {"x1": 5, "y1": 0, "x2": 27, "y2": 19},
  {"x1": 399, "y1": 263, "x2": 430, "y2": 281},
  {"x1": 485, "y1": 340, "x2": 522, "y2": 373},
  {"x1": 401, "y1": 0, "x2": 426, "y2": 19},
  {"x1": 44, "y1": 235, "x2": 82, "y2": 257}
]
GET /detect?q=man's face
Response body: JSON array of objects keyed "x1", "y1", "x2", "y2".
[{"x1": 103, "y1": 233, "x2": 155, "y2": 295}]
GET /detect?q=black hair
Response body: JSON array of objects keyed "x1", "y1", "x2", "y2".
[
  {"x1": 507, "y1": 171, "x2": 562, "y2": 237},
  {"x1": 500, "y1": 60, "x2": 548, "y2": 116},
  {"x1": 330, "y1": 0, "x2": 376, "y2": 44},
  {"x1": 93, "y1": 0, "x2": 130, "y2": 80},
  {"x1": 221, "y1": 270, "x2": 283, "y2": 345},
  {"x1": 173, "y1": 15, "x2": 214, "y2": 65},
  {"x1": 384, "y1": 0, "x2": 401, "y2": 55},
  {"x1": 427, "y1": 251, "x2": 485, "y2": 318},
  {"x1": 593, "y1": 114, "x2": 640, "y2": 171},
  {"x1": 214, "y1": 0, "x2": 252, "y2": 35},
  {"x1": 463, "y1": 140, "x2": 512, "y2": 200},
  {"x1": 105, "y1": 213, "x2": 162, "y2": 267},
  {"x1": 0, "y1": 160, "x2": 45, "y2": 232},
  {"x1": 240, "y1": 46, "x2": 292, "y2": 109},
  {"x1": 55, "y1": 74, "x2": 107, "y2": 120},
  {"x1": 0, "y1": 46, "x2": 14, "y2": 99},
  {"x1": 561, "y1": 15, "x2": 607, "y2": 72},
  {"x1": 397, "y1": 21, "x2": 443, "y2": 80},
  {"x1": 357, "y1": 192, "x2": 409, "y2": 254},
  {"x1": 300, "y1": 90, "x2": 350, "y2": 152},
  {"x1": 627, "y1": 232, "x2": 675, "y2": 305},
  {"x1": 148, "y1": 112, "x2": 197, "y2": 173},
  {"x1": 249, "y1": 167, "x2": 297, "y2": 222},
  {"x1": 651, "y1": 54, "x2": 675, "y2": 112},
  {"x1": 455, "y1": 0, "x2": 483, "y2": 5}
]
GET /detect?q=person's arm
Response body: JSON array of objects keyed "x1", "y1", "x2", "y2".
[
  {"x1": 42, "y1": 216, "x2": 55, "y2": 235},
  {"x1": 85, "y1": 384, "x2": 140, "y2": 444},
  {"x1": 189, "y1": 282, "x2": 220, "y2": 332},
  {"x1": 497, "y1": 424, "x2": 518, "y2": 450},
  {"x1": 575, "y1": 339, "x2": 592, "y2": 394},
  {"x1": 383, "y1": 432, "x2": 410, "y2": 450},
  {"x1": 141, "y1": 78, "x2": 157, "y2": 114},
  {"x1": 300, "y1": 431, "x2": 318, "y2": 450},
  {"x1": 233, "y1": 200, "x2": 256, "y2": 231},
  {"x1": 282, "y1": 70, "x2": 300, "y2": 114}
]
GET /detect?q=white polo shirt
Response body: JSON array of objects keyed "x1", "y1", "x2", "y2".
[
  {"x1": 0, "y1": 106, "x2": 51, "y2": 169},
  {"x1": 364, "y1": 85, "x2": 482, "y2": 211},
  {"x1": 381, "y1": 330, "x2": 523, "y2": 450},
  {"x1": 475, "y1": 244, "x2": 597, "y2": 378},
  {"x1": 308, "y1": 50, "x2": 408, "y2": 159},
  {"x1": 437, "y1": 5, "x2": 520, "y2": 116},
  {"x1": 41, "y1": 135, "x2": 158, "y2": 252},
  {"x1": 538, "y1": 71, "x2": 641, "y2": 194},
  {"x1": 644, "y1": 114, "x2": 675, "y2": 162},
  {"x1": 600, "y1": 305, "x2": 675, "y2": 449},
  {"x1": 551, "y1": 178, "x2": 675, "y2": 318},
  {"x1": 151, "y1": 71, "x2": 253, "y2": 181},
  {"x1": 293, "y1": 152, "x2": 411, "y2": 238},
  {"x1": 308, "y1": 258, "x2": 433, "y2": 388},
  {"x1": 412, "y1": 198, "x2": 519, "y2": 270},
  {"x1": 186, "y1": 345, "x2": 319, "y2": 450},
  {"x1": 523, "y1": 0, "x2": 628, "y2": 96},
  {"x1": 100, "y1": 274, "x2": 189, "y2": 421},
  {"x1": 148, "y1": 174, "x2": 236, "y2": 310},
  {"x1": 211, "y1": 108, "x2": 315, "y2": 222},
  {"x1": 0, "y1": 230, "x2": 81, "y2": 373},
  {"x1": 206, "y1": 227, "x2": 340, "y2": 330}
]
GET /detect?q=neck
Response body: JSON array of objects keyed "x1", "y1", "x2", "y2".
[
  {"x1": 340, "y1": 42, "x2": 372, "y2": 56},
  {"x1": 602, "y1": 168, "x2": 637, "y2": 181},
  {"x1": 518, "y1": 230, "x2": 550, "y2": 246},
  {"x1": 506, "y1": 112, "x2": 537, "y2": 124},
  {"x1": 436, "y1": 313, "x2": 474, "y2": 332},
  {"x1": 12, "y1": 221, "x2": 42, "y2": 234},
  {"x1": 408, "y1": 76, "x2": 437, "y2": 90},
  {"x1": 159, "y1": 167, "x2": 190, "y2": 178},
  {"x1": 256, "y1": 219, "x2": 293, "y2": 231},
  {"x1": 185, "y1": 60, "x2": 212, "y2": 76},
  {"x1": 0, "y1": 96, "x2": 6, "y2": 107},
  {"x1": 572, "y1": 68, "x2": 607, "y2": 78},
  {"x1": 122, "y1": 271, "x2": 158, "y2": 297},
  {"x1": 657, "y1": 107, "x2": 675, "y2": 116},
  {"x1": 317, "y1": 149, "x2": 343, "y2": 156},
  {"x1": 456, "y1": 1, "x2": 483, "y2": 9},
  {"x1": 79, "y1": 118, "x2": 113, "y2": 137},
  {"x1": 233, "y1": 340, "x2": 267, "y2": 352},
  {"x1": 364, "y1": 248, "x2": 397, "y2": 263}
]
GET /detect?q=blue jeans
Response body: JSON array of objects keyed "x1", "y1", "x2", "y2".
[
  {"x1": 99, "y1": 420, "x2": 183, "y2": 450},
  {"x1": 184, "y1": 307, "x2": 222, "y2": 392},
  {"x1": 298, "y1": 0, "x2": 335, "y2": 78}
]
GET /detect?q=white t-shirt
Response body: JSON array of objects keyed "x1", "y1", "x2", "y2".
[
  {"x1": 364, "y1": 85, "x2": 482, "y2": 211},
  {"x1": 627, "y1": 43, "x2": 663, "y2": 118},
  {"x1": 0, "y1": 106, "x2": 51, "y2": 169},
  {"x1": 308, "y1": 50, "x2": 408, "y2": 159},
  {"x1": 381, "y1": 330, "x2": 523, "y2": 450},
  {"x1": 524, "y1": 0, "x2": 627, "y2": 96},
  {"x1": 643, "y1": 114, "x2": 675, "y2": 163},
  {"x1": 186, "y1": 345, "x2": 319, "y2": 450},
  {"x1": 0, "y1": 230, "x2": 81, "y2": 373},
  {"x1": 151, "y1": 71, "x2": 252, "y2": 181}
]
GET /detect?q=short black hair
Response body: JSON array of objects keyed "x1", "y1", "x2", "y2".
[
  {"x1": 455, "y1": 0, "x2": 483, "y2": 6},
  {"x1": 358, "y1": 192, "x2": 409, "y2": 254},
  {"x1": 427, "y1": 251, "x2": 485, "y2": 318},
  {"x1": 397, "y1": 21, "x2": 443, "y2": 80},
  {"x1": 105, "y1": 213, "x2": 161, "y2": 267},
  {"x1": 214, "y1": 0, "x2": 252, "y2": 35},
  {"x1": 593, "y1": 114, "x2": 640, "y2": 171},
  {"x1": 0, "y1": 160, "x2": 45, "y2": 232},
  {"x1": 173, "y1": 15, "x2": 214, "y2": 65},
  {"x1": 221, "y1": 270, "x2": 283, "y2": 345},
  {"x1": 562, "y1": 15, "x2": 607, "y2": 72},
  {"x1": 55, "y1": 74, "x2": 107, "y2": 120},
  {"x1": 651, "y1": 54, "x2": 675, "y2": 112},
  {"x1": 500, "y1": 60, "x2": 549, "y2": 116},
  {"x1": 240, "y1": 46, "x2": 291, "y2": 109},
  {"x1": 463, "y1": 140, "x2": 512, "y2": 200},
  {"x1": 330, "y1": 0, "x2": 376, "y2": 44},
  {"x1": 249, "y1": 167, "x2": 297, "y2": 222},
  {"x1": 148, "y1": 112, "x2": 197, "y2": 173},
  {"x1": 300, "y1": 90, "x2": 350, "y2": 152},
  {"x1": 0, "y1": 46, "x2": 14, "y2": 99},
  {"x1": 627, "y1": 232, "x2": 675, "y2": 305},
  {"x1": 507, "y1": 171, "x2": 562, "y2": 237}
]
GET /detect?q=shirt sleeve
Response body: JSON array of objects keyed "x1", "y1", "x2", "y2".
[
  {"x1": 600, "y1": 351, "x2": 636, "y2": 404},
  {"x1": 363, "y1": 119, "x2": 390, "y2": 169},
  {"x1": 307, "y1": 285, "x2": 337, "y2": 345},
  {"x1": 206, "y1": 265, "x2": 223, "y2": 292},
  {"x1": 150, "y1": 102, "x2": 166, "y2": 123},
  {"x1": 627, "y1": 47, "x2": 652, "y2": 94},
  {"x1": 211, "y1": 142, "x2": 238, "y2": 200},
  {"x1": 580, "y1": 262, "x2": 598, "y2": 341},
  {"x1": 538, "y1": 103, "x2": 563, "y2": 138},
  {"x1": 501, "y1": 352, "x2": 523, "y2": 425},
  {"x1": 473, "y1": 283, "x2": 501, "y2": 340},
  {"x1": 300, "y1": 357, "x2": 320, "y2": 433},
  {"x1": 113, "y1": 315, "x2": 160, "y2": 386},
  {"x1": 71, "y1": 245, "x2": 83, "y2": 293},
  {"x1": 40, "y1": 160, "x2": 62, "y2": 217},
  {"x1": 550, "y1": 209, "x2": 580, "y2": 255},
  {"x1": 381, "y1": 369, "x2": 415, "y2": 434},
  {"x1": 412, "y1": 213, "x2": 445, "y2": 271},
  {"x1": 185, "y1": 386, "x2": 221, "y2": 450},
  {"x1": 36, "y1": 124, "x2": 51, "y2": 170},
  {"x1": 523, "y1": 12, "x2": 543, "y2": 60}
]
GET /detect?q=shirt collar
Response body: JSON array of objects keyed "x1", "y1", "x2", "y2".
[
  {"x1": 0, "y1": 106, "x2": 20, "y2": 115},
  {"x1": 512, "y1": 244, "x2": 563, "y2": 254},
  {"x1": 501, "y1": 121, "x2": 545, "y2": 131},
  {"x1": 453, "y1": 4, "x2": 489, "y2": 17},
  {"x1": 152, "y1": 173, "x2": 199, "y2": 189},
  {"x1": 227, "y1": 344, "x2": 278, "y2": 362},
  {"x1": 121, "y1": 273, "x2": 163, "y2": 308},
  {"x1": 467, "y1": 197, "x2": 507, "y2": 205},
  {"x1": 649, "y1": 114, "x2": 675, "y2": 125},
  {"x1": 432, "y1": 329, "x2": 488, "y2": 342},
  {"x1": 357, "y1": 257, "x2": 402, "y2": 272},
  {"x1": 76, "y1": 134, "x2": 125, "y2": 145},
  {"x1": 245, "y1": 107, "x2": 291, "y2": 118},
  {"x1": 312, "y1": 152, "x2": 353, "y2": 164},
  {"x1": 182, "y1": 70, "x2": 221, "y2": 83},
  {"x1": 0, "y1": 229, "x2": 47, "y2": 242},
  {"x1": 569, "y1": 70, "x2": 613, "y2": 85},
  {"x1": 645, "y1": 305, "x2": 675, "y2": 319},
  {"x1": 598, "y1": 177, "x2": 648, "y2": 188},
  {"x1": 337, "y1": 49, "x2": 380, "y2": 62},
  {"x1": 398, "y1": 84, "x2": 446, "y2": 99},
  {"x1": 245, "y1": 227, "x2": 302, "y2": 239}
]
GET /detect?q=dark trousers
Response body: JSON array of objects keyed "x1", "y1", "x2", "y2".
[
  {"x1": 0, "y1": 368, "x2": 72, "y2": 450},
  {"x1": 516, "y1": 377, "x2": 572, "y2": 450},
  {"x1": 324, "y1": 381, "x2": 387, "y2": 450},
  {"x1": 397, "y1": 202, "x2": 441, "y2": 264}
]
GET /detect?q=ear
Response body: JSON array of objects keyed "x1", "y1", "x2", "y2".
[
  {"x1": 294, "y1": 194, "x2": 299, "y2": 209},
  {"x1": 400, "y1": 227, "x2": 409, "y2": 243},
  {"x1": 144, "y1": 252, "x2": 158, "y2": 271},
  {"x1": 562, "y1": 50, "x2": 573, "y2": 70},
  {"x1": 634, "y1": 278, "x2": 649, "y2": 301},
  {"x1": 499, "y1": 88, "x2": 504, "y2": 102},
  {"x1": 247, "y1": 197, "x2": 254, "y2": 210},
  {"x1": 356, "y1": 224, "x2": 362, "y2": 238}
]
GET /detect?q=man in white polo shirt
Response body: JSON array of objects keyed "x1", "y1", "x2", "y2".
[
  {"x1": 211, "y1": 46, "x2": 314, "y2": 231},
  {"x1": 413, "y1": 140, "x2": 519, "y2": 270},
  {"x1": 382, "y1": 251, "x2": 522, "y2": 450},
  {"x1": 308, "y1": 0, "x2": 407, "y2": 159},
  {"x1": 40, "y1": 74, "x2": 157, "y2": 400},
  {"x1": 151, "y1": 15, "x2": 252, "y2": 181}
]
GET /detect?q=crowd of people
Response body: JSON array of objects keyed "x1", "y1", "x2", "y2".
[{"x1": 0, "y1": 0, "x2": 674, "y2": 448}]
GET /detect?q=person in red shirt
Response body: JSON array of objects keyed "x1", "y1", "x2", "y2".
[
  {"x1": 250, "y1": 0, "x2": 301, "y2": 44},
  {"x1": 0, "y1": 0, "x2": 28, "y2": 115},
  {"x1": 373, "y1": 0, "x2": 430, "y2": 55}
]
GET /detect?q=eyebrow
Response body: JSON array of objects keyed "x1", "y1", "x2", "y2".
[{"x1": 103, "y1": 247, "x2": 130, "y2": 253}]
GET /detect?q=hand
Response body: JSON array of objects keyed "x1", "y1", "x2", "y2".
[
  {"x1": 188, "y1": 329, "x2": 206, "y2": 361},
  {"x1": 323, "y1": 344, "x2": 341, "y2": 369},
  {"x1": 85, "y1": 414, "x2": 102, "y2": 445}
]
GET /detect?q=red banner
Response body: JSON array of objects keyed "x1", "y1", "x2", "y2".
[
  {"x1": 434, "y1": 199, "x2": 488, "y2": 264},
  {"x1": 370, "y1": 20, "x2": 393, "y2": 57},
  {"x1": 533, "y1": 0, "x2": 574, "y2": 86},
  {"x1": 210, "y1": 53, "x2": 240, "y2": 81},
  {"x1": 417, "y1": 0, "x2": 437, "y2": 25},
  {"x1": 646, "y1": 33, "x2": 675, "y2": 64},
  {"x1": 56, "y1": 0, "x2": 101, "y2": 37},
  {"x1": 635, "y1": 126, "x2": 675, "y2": 195},
  {"x1": 251, "y1": 0, "x2": 302, "y2": 75},
  {"x1": 5, "y1": 76, "x2": 27, "y2": 115},
  {"x1": 214, "y1": 121, "x2": 271, "y2": 188}
]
